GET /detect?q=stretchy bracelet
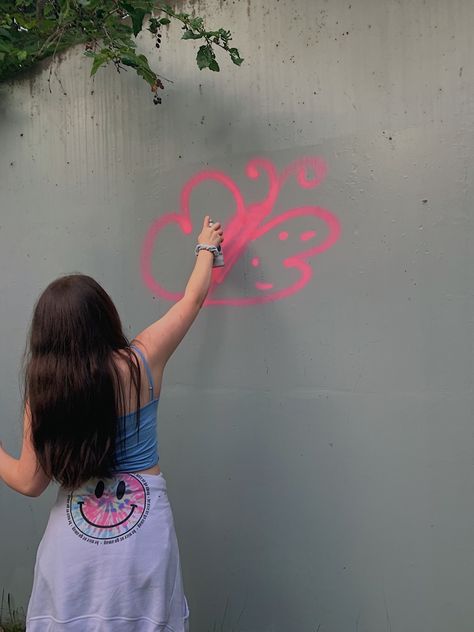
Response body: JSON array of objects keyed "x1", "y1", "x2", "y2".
[{"x1": 195, "y1": 243, "x2": 219, "y2": 257}]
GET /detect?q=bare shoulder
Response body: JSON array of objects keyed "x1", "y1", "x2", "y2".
[{"x1": 112, "y1": 346, "x2": 162, "y2": 412}]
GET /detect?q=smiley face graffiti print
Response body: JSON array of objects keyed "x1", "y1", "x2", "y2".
[{"x1": 66, "y1": 473, "x2": 150, "y2": 544}]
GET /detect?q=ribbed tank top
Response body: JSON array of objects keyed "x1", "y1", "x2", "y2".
[{"x1": 114, "y1": 345, "x2": 159, "y2": 472}]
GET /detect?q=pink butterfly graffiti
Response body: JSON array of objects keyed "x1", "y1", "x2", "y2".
[{"x1": 141, "y1": 157, "x2": 341, "y2": 306}]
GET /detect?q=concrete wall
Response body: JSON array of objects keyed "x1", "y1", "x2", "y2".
[{"x1": 1, "y1": 1, "x2": 473, "y2": 630}]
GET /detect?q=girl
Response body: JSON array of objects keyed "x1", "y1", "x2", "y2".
[{"x1": 0, "y1": 215, "x2": 224, "y2": 631}]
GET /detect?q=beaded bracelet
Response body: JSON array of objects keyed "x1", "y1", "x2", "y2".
[{"x1": 195, "y1": 243, "x2": 219, "y2": 257}]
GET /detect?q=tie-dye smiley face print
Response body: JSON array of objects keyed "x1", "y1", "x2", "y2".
[{"x1": 67, "y1": 474, "x2": 149, "y2": 542}]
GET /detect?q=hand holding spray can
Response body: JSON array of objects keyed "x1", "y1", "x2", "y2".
[{"x1": 209, "y1": 218, "x2": 225, "y2": 267}]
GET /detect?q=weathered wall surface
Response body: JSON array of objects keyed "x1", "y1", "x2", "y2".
[{"x1": 1, "y1": 1, "x2": 473, "y2": 630}]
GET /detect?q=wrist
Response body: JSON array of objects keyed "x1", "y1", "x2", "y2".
[
  {"x1": 195, "y1": 243, "x2": 219, "y2": 258},
  {"x1": 196, "y1": 248, "x2": 214, "y2": 259}
]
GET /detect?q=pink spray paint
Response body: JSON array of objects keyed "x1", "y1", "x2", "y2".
[{"x1": 141, "y1": 156, "x2": 341, "y2": 306}]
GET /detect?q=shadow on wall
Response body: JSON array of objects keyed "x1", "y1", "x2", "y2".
[{"x1": 178, "y1": 298, "x2": 349, "y2": 629}]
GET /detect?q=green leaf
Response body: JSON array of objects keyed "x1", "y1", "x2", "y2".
[
  {"x1": 90, "y1": 53, "x2": 109, "y2": 75},
  {"x1": 0, "y1": 28, "x2": 15, "y2": 42},
  {"x1": 120, "y1": 0, "x2": 153, "y2": 11},
  {"x1": 196, "y1": 44, "x2": 212, "y2": 70},
  {"x1": 229, "y1": 47, "x2": 243, "y2": 66},
  {"x1": 119, "y1": 50, "x2": 156, "y2": 85},
  {"x1": 0, "y1": 0, "x2": 243, "y2": 92},
  {"x1": 36, "y1": 18, "x2": 57, "y2": 32},
  {"x1": 0, "y1": 40, "x2": 13, "y2": 53},
  {"x1": 136, "y1": 65, "x2": 156, "y2": 86},
  {"x1": 148, "y1": 17, "x2": 159, "y2": 33},
  {"x1": 120, "y1": 2, "x2": 147, "y2": 36},
  {"x1": 131, "y1": 9, "x2": 146, "y2": 36},
  {"x1": 188, "y1": 17, "x2": 204, "y2": 31},
  {"x1": 182, "y1": 30, "x2": 202, "y2": 40},
  {"x1": 121, "y1": 54, "x2": 139, "y2": 68},
  {"x1": 14, "y1": 14, "x2": 38, "y2": 30}
]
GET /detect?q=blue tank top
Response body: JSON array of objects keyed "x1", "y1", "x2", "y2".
[{"x1": 114, "y1": 345, "x2": 159, "y2": 472}]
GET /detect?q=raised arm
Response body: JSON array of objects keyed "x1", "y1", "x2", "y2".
[
  {"x1": 133, "y1": 215, "x2": 224, "y2": 372},
  {"x1": 0, "y1": 401, "x2": 50, "y2": 497}
]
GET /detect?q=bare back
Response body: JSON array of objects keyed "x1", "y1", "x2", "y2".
[
  {"x1": 111, "y1": 289, "x2": 210, "y2": 475},
  {"x1": 112, "y1": 340, "x2": 164, "y2": 476}
]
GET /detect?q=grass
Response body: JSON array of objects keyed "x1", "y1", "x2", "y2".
[
  {"x1": 0, "y1": 589, "x2": 249, "y2": 631},
  {"x1": 0, "y1": 623, "x2": 25, "y2": 632},
  {"x1": 0, "y1": 590, "x2": 26, "y2": 632}
]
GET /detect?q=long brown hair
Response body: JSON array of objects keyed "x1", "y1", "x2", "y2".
[{"x1": 23, "y1": 274, "x2": 142, "y2": 490}]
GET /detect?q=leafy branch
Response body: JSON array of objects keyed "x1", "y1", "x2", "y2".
[{"x1": 0, "y1": 1, "x2": 244, "y2": 103}]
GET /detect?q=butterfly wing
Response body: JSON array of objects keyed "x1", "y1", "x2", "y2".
[
  {"x1": 206, "y1": 205, "x2": 341, "y2": 306},
  {"x1": 141, "y1": 157, "x2": 340, "y2": 307}
]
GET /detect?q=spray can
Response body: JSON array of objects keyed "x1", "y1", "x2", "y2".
[{"x1": 209, "y1": 219, "x2": 225, "y2": 267}]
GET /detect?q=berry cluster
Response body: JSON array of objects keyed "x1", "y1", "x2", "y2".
[
  {"x1": 147, "y1": 17, "x2": 168, "y2": 104},
  {"x1": 155, "y1": 29, "x2": 162, "y2": 49},
  {"x1": 152, "y1": 76, "x2": 164, "y2": 105}
]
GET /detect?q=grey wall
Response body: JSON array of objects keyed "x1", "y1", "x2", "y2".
[{"x1": 1, "y1": 0, "x2": 473, "y2": 630}]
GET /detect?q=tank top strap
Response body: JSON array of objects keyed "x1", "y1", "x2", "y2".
[{"x1": 130, "y1": 345, "x2": 154, "y2": 401}]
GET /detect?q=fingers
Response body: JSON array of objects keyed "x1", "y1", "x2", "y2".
[
  {"x1": 199, "y1": 216, "x2": 224, "y2": 245},
  {"x1": 213, "y1": 227, "x2": 224, "y2": 242},
  {"x1": 207, "y1": 217, "x2": 223, "y2": 235}
]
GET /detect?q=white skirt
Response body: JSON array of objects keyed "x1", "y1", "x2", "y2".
[{"x1": 26, "y1": 472, "x2": 189, "y2": 632}]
